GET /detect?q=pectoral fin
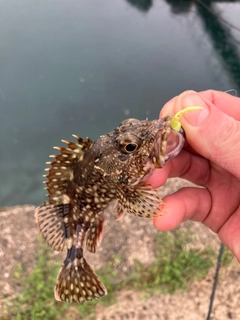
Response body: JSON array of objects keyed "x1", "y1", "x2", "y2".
[{"x1": 116, "y1": 184, "x2": 164, "y2": 218}]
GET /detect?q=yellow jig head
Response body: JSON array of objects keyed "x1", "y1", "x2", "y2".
[{"x1": 170, "y1": 106, "x2": 204, "y2": 132}]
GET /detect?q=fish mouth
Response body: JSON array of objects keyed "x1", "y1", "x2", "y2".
[{"x1": 151, "y1": 129, "x2": 185, "y2": 168}]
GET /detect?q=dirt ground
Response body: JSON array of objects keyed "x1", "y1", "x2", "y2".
[{"x1": 0, "y1": 178, "x2": 240, "y2": 320}]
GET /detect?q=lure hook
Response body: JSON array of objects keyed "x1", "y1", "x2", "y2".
[{"x1": 170, "y1": 106, "x2": 204, "y2": 132}]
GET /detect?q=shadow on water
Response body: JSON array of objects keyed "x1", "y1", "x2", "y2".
[
  {"x1": 195, "y1": 0, "x2": 240, "y2": 90},
  {"x1": 128, "y1": 0, "x2": 240, "y2": 90},
  {"x1": 126, "y1": 0, "x2": 153, "y2": 11},
  {"x1": 165, "y1": 0, "x2": 193, "y2": 14}
]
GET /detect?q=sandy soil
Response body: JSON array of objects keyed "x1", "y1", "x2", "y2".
[{"x1": 0, "y1": 178, "x2": 239, "y2": 320}]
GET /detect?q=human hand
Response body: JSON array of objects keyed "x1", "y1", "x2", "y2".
[{"x1": 148, "y1": 90, "x2": 240, "y2": 261}]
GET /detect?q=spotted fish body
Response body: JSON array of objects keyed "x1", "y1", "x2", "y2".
[{"x1": 35, "y1": 115, "x2": 184, "y2": 303}]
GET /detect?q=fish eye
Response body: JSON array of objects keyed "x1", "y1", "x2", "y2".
[
  {"x1": 124, "y1": 143, "x2": 138, "y2": 153},
  {"x1": 117, "y1": 133, "x2": 141, "y2": 153}
]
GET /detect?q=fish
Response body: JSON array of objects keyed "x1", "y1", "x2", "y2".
[{"x1": 35, "y1": 115, "x2": 185, "y2": 303}]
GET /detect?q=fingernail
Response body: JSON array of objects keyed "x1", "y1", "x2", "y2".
[{"x1": 182, "y1": 95, "x2": 210, "y2": 126}]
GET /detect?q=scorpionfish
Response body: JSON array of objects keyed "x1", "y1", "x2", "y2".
[{"x1": 35, "y1": 115, "x2": 185, "y2": 303}]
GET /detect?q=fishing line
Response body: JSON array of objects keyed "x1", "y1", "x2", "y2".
[
  {"x1": 224, "y1": 89, "x2": 238, "y2": 97},
  {"x1": 206, "y1": 242, "x2": 224, "y2": 320},
  {"x1": 196, "y1": 0, "x2": 240, "y2": 34},
  {"x1": 195, "y1": 0, "x2": 240, "y2": 46},
  {"x1": 204, "y1": 89, "x2": 236, "y2": 318},
  {"x1": 171, "y1": 105, "x2": 228, "y2": 320}
]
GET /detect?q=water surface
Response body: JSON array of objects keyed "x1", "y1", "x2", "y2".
[{"x1": 0, "y1": 0, "x2": 240, "y2": 206}]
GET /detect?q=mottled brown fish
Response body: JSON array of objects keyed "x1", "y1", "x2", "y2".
[{"x1": 35, "y1": 115, "x2": 184, "y2": 303}]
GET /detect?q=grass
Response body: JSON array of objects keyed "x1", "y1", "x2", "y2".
[
  {"x1": 2, "y1": 230, "x2": 232, "y2": 320},
  {"x1": 128, "y1": 230, "x2": 214, "y2": 294}
]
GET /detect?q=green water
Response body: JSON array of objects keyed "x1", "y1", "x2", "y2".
[{"x1": 0, "y1": 0, "x2": 240, "y2": 206}]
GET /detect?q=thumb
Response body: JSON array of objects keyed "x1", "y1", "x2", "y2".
[{"x1": 175, "y1": 91, "x2": 240, "y2": 179}]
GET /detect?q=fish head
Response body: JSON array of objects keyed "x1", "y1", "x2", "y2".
[{"x1": 94, "y1": 115, "x2": 184, "y2": 186}]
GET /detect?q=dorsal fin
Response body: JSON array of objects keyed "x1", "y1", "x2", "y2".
[
  {"x1": 35, "y1": 135, "x2": 93, "y2": 251},
  {"x1": 43, "y1": 136, "x2": 93, "y2": 204}
]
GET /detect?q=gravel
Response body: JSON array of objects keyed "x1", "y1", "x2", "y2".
[{"x1": 0, "y1": 178, "x2": 239, "y2": 319}]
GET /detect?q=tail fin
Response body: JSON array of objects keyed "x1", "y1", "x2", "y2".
[{"x1": 54, "y1": 257, "x2": 107, "y2": 303}]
